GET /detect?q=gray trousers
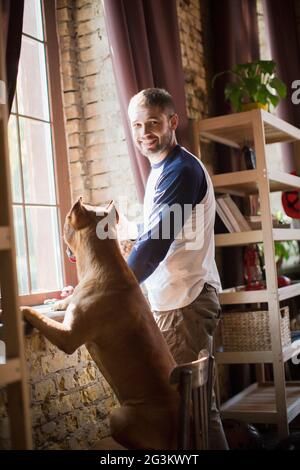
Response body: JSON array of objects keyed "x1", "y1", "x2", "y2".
[{"x1": 153, "y1": 283, "x2": 228, "y2": 450}]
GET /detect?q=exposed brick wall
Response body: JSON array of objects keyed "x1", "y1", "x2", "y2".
[
  {"x1": 56, "y1": 0, "x2": 139, "y2": 208},
  {"x1": 177, "y1": 0, "x2": 208, "y2": 119},
  {"x1": 0, "y1": 331, "x2": 117, "y2": 450}
]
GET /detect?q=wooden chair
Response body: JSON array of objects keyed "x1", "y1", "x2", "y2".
[{"x1": 170, "y1": 350, "x2": 214, "y2": 450}]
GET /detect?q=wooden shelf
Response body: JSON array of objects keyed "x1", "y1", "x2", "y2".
[
  {"x1": 215, "y1": 228, "x2": 300, "y2": 247},
  {"x1": 219, "y1": 282, "x2": 300, "y2": 305},
  {"x1": 199, "y1": 109, "x2": 300, "y2": 148},
  {"x1": 215, "y1": 340, "x2": 300, "y2": 364},
  {"x1": 220, "y1": 382, "x2": 300, "y2": 424},
  {"x1": 0, "y1": 226, "x2": 10, "y2": 250},
  {"x1": 212, "y1": 169, "x2": 300, "y2": 196}
]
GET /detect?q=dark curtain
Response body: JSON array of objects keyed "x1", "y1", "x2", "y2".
[
  {"x1": 263, "y1": 0, "x2": 300, "y2": 172},
  {"x1": 210, "y1": 0, "x2": 260, "y2": 288},
  {"x1": 1, "y1": 0, "x2": 24, "y2": 114},
  {"x1": 209, "y1": 0, "x2": 260, "y2": 394},
  {"x1": 103, "y1": 0, "x2": 189, "y2": 201}
]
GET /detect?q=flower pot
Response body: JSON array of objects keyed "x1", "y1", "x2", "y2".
[{"x1": 241, "y1": 102, "x2": 268, "y2": 112}]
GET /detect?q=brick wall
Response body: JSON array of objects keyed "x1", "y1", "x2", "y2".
[
  {"x1": 177, "y1": 0, "x2": 208, "y2": 119},
  {"x1": 0, "y1": 331, "x2": 117, "y2": 450},
  {"x1": 57, "y1": 0, "x2": 139, "y2": 209}
]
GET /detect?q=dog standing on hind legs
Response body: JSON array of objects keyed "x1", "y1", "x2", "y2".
[{"x1": 21, "y1": 198, "x2": 179, "y2": 450}]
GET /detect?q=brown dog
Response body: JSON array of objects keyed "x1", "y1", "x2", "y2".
[{"x1": 21, "y1": 198, "x2": 179, "y2": 449}]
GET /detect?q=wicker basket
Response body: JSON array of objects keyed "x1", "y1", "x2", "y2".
[{"x1": 221, "y1": 306, "x2": 291, "y2": 351}]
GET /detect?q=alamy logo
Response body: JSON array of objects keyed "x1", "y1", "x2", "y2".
[
  {"x1": 96, "y1": 203, "x2": 205, "y2": 251},
  {"x1": 291, "y1": 80, "x2": 300, "y2": 105}
]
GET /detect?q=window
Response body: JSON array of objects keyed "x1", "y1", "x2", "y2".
[{"x1": 8, "y1": 0, "x2": 76, "y2": 305}]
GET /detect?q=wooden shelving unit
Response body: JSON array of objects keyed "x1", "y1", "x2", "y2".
[{"x1": 199, "y1": 109, "x2": 300, "y2": 438}]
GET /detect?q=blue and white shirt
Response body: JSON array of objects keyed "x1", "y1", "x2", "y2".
[{"x1": 128, "y1": 145, "x2": 221, "y2": 311}]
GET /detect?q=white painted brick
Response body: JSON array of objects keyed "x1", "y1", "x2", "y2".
[
  {"x1": 90, "y1": 173, "x2": 110, "y2": 188},
  {"x1": 85, "y1": 116, "x2": 105, "y2": 132},
  {"x1": 79, "y1": 59, "x2": 102, "y2": 77},
  {"x1": 76, "y1": 19, "x2": 99, "y2": 36},
  {"x1": 85, "y1": 130, "x2": 105, "y2": 147},
  {"x1": 81, "y1": 87, "x2": 101, "y2": 105},
  {"x1": 84, "y1": 102, "x2": 101, "y2": 118},
  {"x1": 91, "y1": 188, "x2": 113, "y2": 205},
  {"x1": 71, "y1": 175, "x2": 85, "y2": 192},
  {"x1": 85, "y1": 143, "x2": 109, "y2": 159}
]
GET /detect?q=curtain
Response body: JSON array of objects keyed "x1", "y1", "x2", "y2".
[
  {"x1": 103, "y1": 0, "x2": 189, "y2": 201},
  {"x1": 263, "y1": 0, "x2": 300, "y2": 172},
  {"x1": 1, "y1": 0, "x2": 24, "y2": 114},
  {"x1": 209, "y1": 0, "x2": 260, "y2": 290}
]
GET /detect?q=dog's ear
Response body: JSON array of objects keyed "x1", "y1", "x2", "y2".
[
  {"x1": 106, "y1": 200, "x2": 119, "y2": 224},
  {"x1": 69, "y1": 197, "x2": 92, "y2": 230}
]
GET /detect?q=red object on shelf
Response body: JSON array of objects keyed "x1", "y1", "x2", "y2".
[
  {"x1": 244, "y1": 245, "x2": 265, "y2": 291},
  {"x1": 277, "y1": 275, "x2": 291, "y2": 288},
  {"x1": 282, "y1": 171, "x2": 300, "y2": 219}
]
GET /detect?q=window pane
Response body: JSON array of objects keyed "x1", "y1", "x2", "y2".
[
  {"x1": 13, "y1": 206, "x2": 29, "y2": 295},
  {"x1": 8, "y1": 116, "x2": 23, "y2": 203},
  {"x1": 26, "y1": 206, "x2": 63, "y2": 293},
  {"x1": 19, "y1": 117, "x2": 56, "y2": 204},
  {"x1": 23, "y1": 0, "x2": 44, "y2": 41},
  {"x1": 17, "y1": 36, "x2": 49, "y2": 121},
  {"x1": 11, "y1": 95, "x2": 17, "y2": 113}
]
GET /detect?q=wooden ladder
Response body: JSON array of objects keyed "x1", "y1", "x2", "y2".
[{"x1": 0, "y1": 6, "x2": 32, "y2": 449}]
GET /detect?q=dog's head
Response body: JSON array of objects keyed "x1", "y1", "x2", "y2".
[{"x1": 64, "y1": 197, "x2": 119, "y2": 260}]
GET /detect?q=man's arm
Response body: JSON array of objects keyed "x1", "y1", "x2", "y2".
[{"x1": 127, "y1": 164, "x2": 207, "y2": 283}]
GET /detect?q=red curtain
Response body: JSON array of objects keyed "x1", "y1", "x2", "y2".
[
  {"x1": 210, "y1": 0, "x2": 260, "y2": 288},
  {"x1": 1, "y1": 0, "x2": 24, "y2": 114},
  {"x1": 103, "y1": 0, "x2": 189, "y2": 201},
  {"x1": 263, "y1": 0, "x2": 300, "y2": 172}
]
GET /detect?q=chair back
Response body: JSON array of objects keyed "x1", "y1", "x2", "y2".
[{"x1": 170, "y1": 350, "x2": 214, "y2": 450}]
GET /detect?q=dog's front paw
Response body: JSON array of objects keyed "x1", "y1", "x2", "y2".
[
  {"x1": 20, "y1": 307, "x2": 34, "y2": 334},
  {"x1": 52, "y1": 301, "x2": 68, "y2": 311}
]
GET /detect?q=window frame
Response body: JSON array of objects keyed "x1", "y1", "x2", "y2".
[{"x1": 16, "y1": 0, "x2": 77, "y2": 305}]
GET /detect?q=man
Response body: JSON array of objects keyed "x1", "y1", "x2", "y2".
[{"x1": 126, "y1": 88, "x2": 228, "y2": 450}]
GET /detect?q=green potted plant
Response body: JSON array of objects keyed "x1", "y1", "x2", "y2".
[{"x1": 212, "y1": 60, "x2": 287, "y2": 112}]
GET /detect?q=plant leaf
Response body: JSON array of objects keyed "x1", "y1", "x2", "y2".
[
  {"x1": 257, "y1": 60, "x2": 276, "y2": 74},
  {"x1": 269, "y1": 77, "x2": 287, "y2": 98},
  {"x1": 224, "y1": 82, "x2": 242, "y2": 111}
]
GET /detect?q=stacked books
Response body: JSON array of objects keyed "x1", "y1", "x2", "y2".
[
  {"x1": 216, "y1": 195, "x2": 291, "y2": 233},
  {"x1": 216, "y1": 194, "x2": 251, "y2": 232}
]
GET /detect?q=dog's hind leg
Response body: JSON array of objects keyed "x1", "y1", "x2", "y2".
[{"x1": 21, "y1": 306, "x2": 85, "y2": 354}]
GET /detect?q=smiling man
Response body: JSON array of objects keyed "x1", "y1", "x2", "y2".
[{"x1": 126, "y1": 88, "x2": 228, "y2": 450}]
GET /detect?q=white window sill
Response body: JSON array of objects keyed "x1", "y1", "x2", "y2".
[{"x1": 28, "y1": 304, "x2": 66, "y2": 325}]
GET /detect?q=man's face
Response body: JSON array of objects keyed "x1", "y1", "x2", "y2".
[{"x1": 129, "y1": 104, "x2": 178, "y2": 162}]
